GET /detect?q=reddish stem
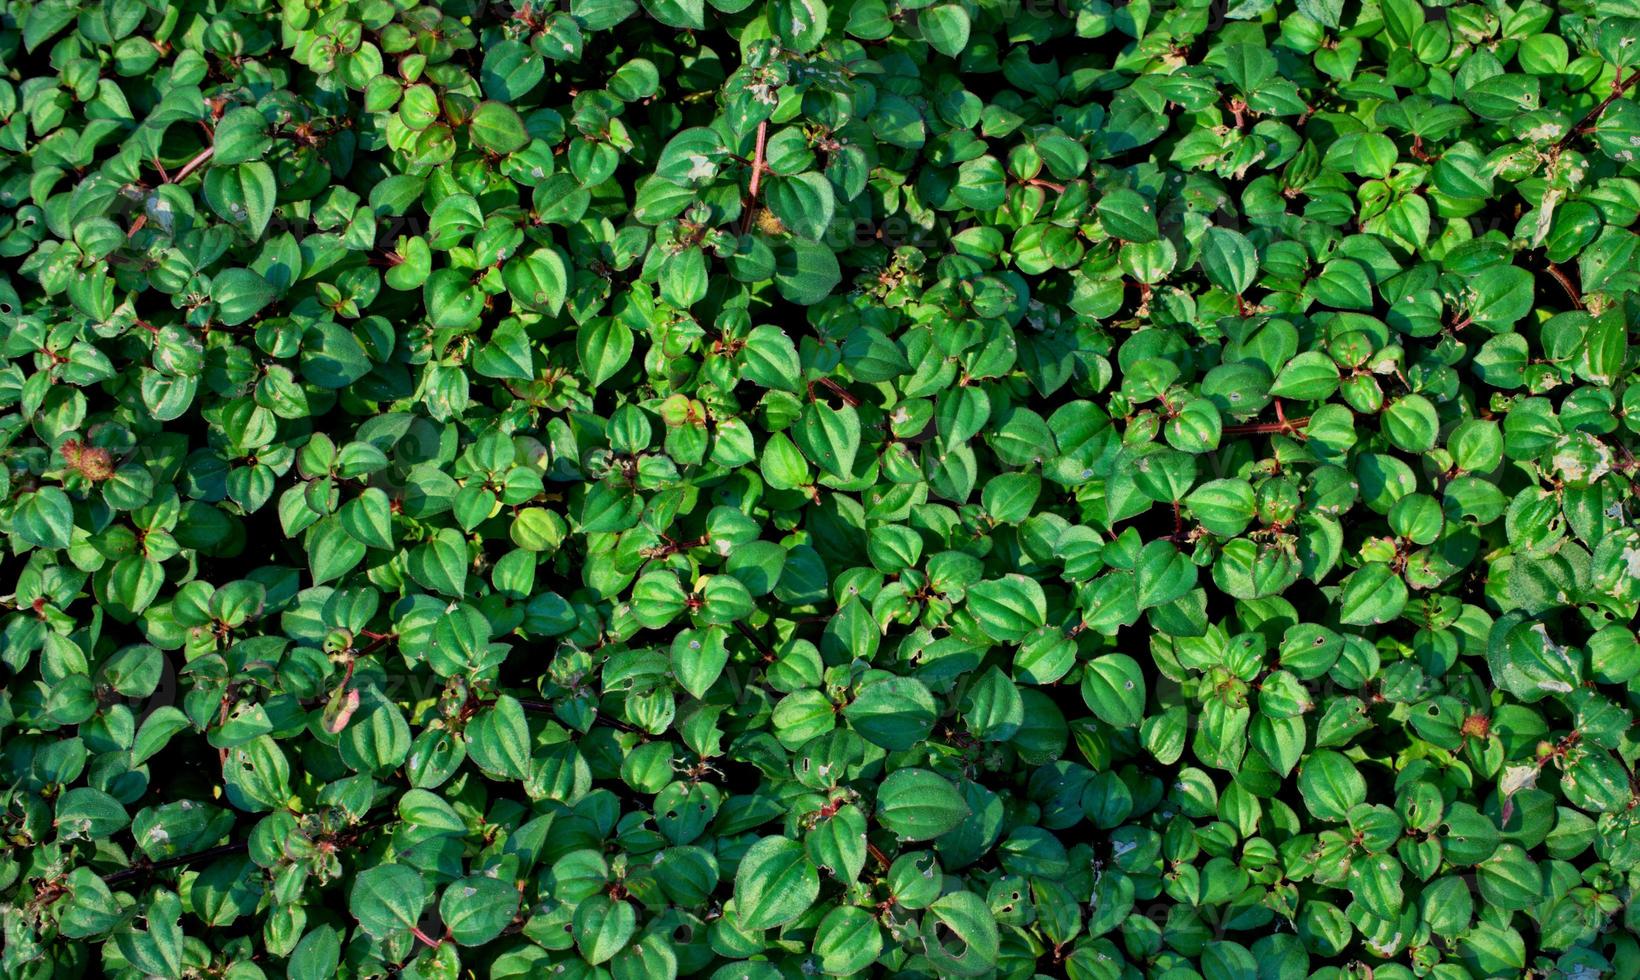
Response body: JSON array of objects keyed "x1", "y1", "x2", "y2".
[
  {"x1": 733, "y1": 620, "x2": 777, "y2": 663},
  {"x1": 807, "y1": 377, "x2": 861, "y2": 407},
  {"x1": 1556, "y1": 69, "x2": 1639, "y2": 151},
  {"x1": 171, "y1": 146, "x2": 215, "y2": 185},
  {"x1": 1545, "y1": 261, "x2": 1584, "y2": 310},
  {"x1": 865, "y1": 842, "x2": 891, "y2": 870},
  {"x1": 1022, "y1": 177, "x2": 1066, "y2": 193},
  {"x1": 130, "y1": 145, "x2": 216, "y2": 236},
  {"x1": 739, "y1": 121, "x2": 769, "y2": 235},
  {"x1": 1223, "y1": 416, "x2": 1310, "y2": 437}
]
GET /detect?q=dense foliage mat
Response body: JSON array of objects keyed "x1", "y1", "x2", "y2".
[{"x1": 5, "y1": 0, "x2": 1640, "y2": 976}]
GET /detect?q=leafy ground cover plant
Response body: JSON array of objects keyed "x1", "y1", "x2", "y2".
[{"x1": 3, "y1": 0, "x2": 1640, "y2": 976}]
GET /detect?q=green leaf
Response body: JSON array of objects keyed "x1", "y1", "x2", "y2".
[
  {"x1": 1380, "y1": 394, "x2": 1438, "y2": 452},
  {"x1": 775, "y1": 240, "x2": 841, "y2": 305},
  {"x1": 921, "y1": 891, "x2": 1000, "y2": 975},
  {"x1": 505, "y1": 248, "x2": 571, "y2": 316},
  {"x1": 918, "y1": 4, "x2": 971, "y2": 57},
  {"x1": 769, "y1": 0, "x2": 828, "y2": 51},
  {"x1": 575, "y1": 894, "x2": 636, "y2": 964},
  {"x1": 844, "y1": 674, "x2": 938, "y2": 750},
  {"x1": 203, "y1": 162, "x2": 276, "y2": 238},
  {"x1": 481, "y1": 39, "x2": 546, "y2": 101},
  {"x1": 1298, "y1": 750, "x2": 1366, "y2": 820},
  {"x1": 211, "y1": 269, "x2": 278, "y2": 326},
  {"x1": 465, "y1": 695, "x2": 533, "y2": 779},
  {"x1": 577, "y1": 318, "x2": 633, "y2": 387},
  {"x1": 213, "y1": 107, "x2": 272, "y2": 164},
  {"x1": 1097, "y1": 188, "x2": 1158, "y2": 243},
  {"x1": 349, "y1": 865, "x2": 431, "y2": 939},
  {"x1": 795, "y1": 402, "x2": 861, "y2": 478},
  {"x1": 733, "y1": 836, "x2": 820, "y2": 930},
  {"x1": 440, "y1": 875, "x2": 519, "y2": 945},
  {"x1": 1080, "y1": 654, "x2": 1146, "y2": 727},
  {"x1": 469, "y1": 100, "x2": 530, "y2": 154},
  {"x1": 739, "y1": 325, "x2": 803, "y2": 390},
  {"x1": 1338, "y1": 562, "x2": 1407, "y2": 625},
  {"x1": 115, "y1": 891, "x2": 185, "y2": 978},
  {"x1": 287, "y1": 926, "x2": 342, "y2": 980},
  {"x1": 425, "y1": 268, "x2": 486, "y2": 329},
  {"x1": 307, "y1": 518, "x2": 366, "y2": 585},
  {"x1": 967, "y1": 574, "x2": 1048, "y2": 642},
  {"x1": 1200, "y1": 227, "x2": 1258, "y2": 295},
  {"x1": 814, "y1": 905, "x2": 883, "y2": 974},
  {"x1": 13, "y1": 487, "x2": 74, "y2": 549},
  {"x1": 766, "y1": 172, "x2": 836, "y2": 243},
  {"x1": 301, "y1": 322, "x2": 373, "y2": 389},
  {"x1": 1307, "y1": 258, "x2": 1374, "y2": 310},
  {"x1": 876, "y1": 768, "x2": 970, "y2": 840}
]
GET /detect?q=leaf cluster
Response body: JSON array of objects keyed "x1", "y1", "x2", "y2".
[{"x1": 3, "y1": 0, "x2": 1640, "y2": 977}]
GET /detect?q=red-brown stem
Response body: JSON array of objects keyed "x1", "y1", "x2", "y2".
[
  {"x1": 171, "y1": 146, "x2": 215, "y2": 185},
  {"x1": 353, "y1": 632, "x2": 395, "y2": 658},
  {"x1": 808, "y1": 377, "x2": 861, "y2": 407},
  {"x1": 865, "y1": 841, "x2": 891, "y2": 869},
  {"x1": 740, "y1": 121, "x2": 769, "y2": 235},
  {"x1": 659, "y1": 534, "x2": 710, "y2": 555},
  {"x1": 1545, "y1": 261, "x2": 1584, "y2": 310},
  {"x1": 732, "y1": 619, "x2": 777, "y2": 662},
  {"x1": 1556, "y1": 69, "x2": 1639, "y2": 151},
  {"x1": 130, "y1": 145, "x2": 216, "y2": 237},
  {"x1": 1022, "y1": 177, "x2": 1066, "y2": 193},
  {"x1": 216, "y1": 694, "x2": 233, "y2": 771},
  {"x1": 410, "y1": 926, "x2": 443, "y2": 949},
  {"x1": 1223, "y1": 417, "x2": 1310, "y2": 436}
]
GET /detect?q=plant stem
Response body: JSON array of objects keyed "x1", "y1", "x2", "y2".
[
  {"x1": 129, "y1": 145, "x2": 216, "y2": 237},
  {"x1": 1555, "y1": 69, "x2": 1639, "y2": 152},
  {"x1": 1544, "y1": 260, "x2": 1584, "y2": 310},
  {"x1": 1022, "y1": 177, "x2": 1066, "y2": 193},
  {"x1": 732, "y1": 619, "x2": 777, "y2": 661},
  {"x1": 1222, "y1": 417, "x2": 1309, "y2": 436},
  {"x1": 171, "y1": 146, "x2": 215, "y2": 185},
  {"x1": 739, "y1": 121, "x2": 769, "y2": 235},
  {"x1": 865, "y1": 841, "x2": 891, "y2": 869},
  {"x1": 103, "y1": 841, "x2": 248, "y2": 884}
]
